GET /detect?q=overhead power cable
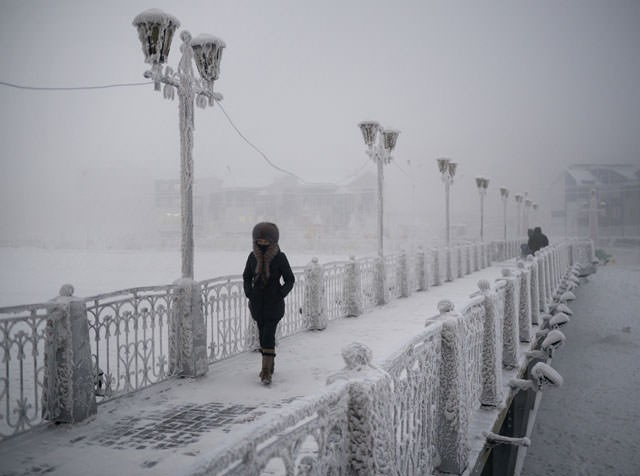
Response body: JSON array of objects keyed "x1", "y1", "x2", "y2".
[
  {"x1": 215, "y1": 101, "x2": 370, "y2": 187},
  {"x1": 0, "y1": 78, "x2": 372, "y2": 187},
  {"x1": 0, "y1": 79, "x2": 153, "y2": 91}
]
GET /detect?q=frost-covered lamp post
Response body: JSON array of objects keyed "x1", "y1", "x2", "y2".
[
  {"x1": 500, "y1": 187, "x2": 509, "y2": 244},
  {"x1": 437, "y1": 158, "x2": 457, "y2": 281},
  {"x1": 475, "y1": 176, "x2": 489, "y2": 241},
  {"x1": 514, "y1": 193, "x2": 524, "y2": 237},
  {"x1": 500, "y1": 186, "x2": 509, "y2": 259},
  {"x1": 532, "y1": 202, "x2": 539, "y2": 227},
  {"x1": 358, "y1": 121, "x2": 400, "y2": 258},
  {"x1": 133, "y1": 9, "x2": 225, "y2": 279}
]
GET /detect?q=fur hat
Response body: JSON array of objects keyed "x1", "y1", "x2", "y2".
[{"x1": 252, "y1": 222, "x2": 279, "y2": 244}]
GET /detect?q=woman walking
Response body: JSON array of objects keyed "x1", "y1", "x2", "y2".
[{"x1": 243, "y1": 222, "x2": 295, "y2": 385}]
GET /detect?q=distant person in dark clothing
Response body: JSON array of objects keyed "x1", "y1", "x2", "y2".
[
  {"x1": 522, "y1": 228, "x2": 534, "y2": 257},
  {"x1": 536, "y1": 226, "x2": 549, "y2": 248},
  {"x1": 529, "y1": 226, "x2": 549, "y2": 254},
  {"x1": 242, "y1": 222, "x2": 295, "y2": 385}
]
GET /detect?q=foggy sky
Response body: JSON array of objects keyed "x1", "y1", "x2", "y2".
[{"x1": 1, "y1": 0, "x2": 639, "y2": 243}]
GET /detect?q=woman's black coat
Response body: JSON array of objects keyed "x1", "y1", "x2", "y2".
[{"x1": 243, "y1": 250, "x2": 295, "y2": 322}]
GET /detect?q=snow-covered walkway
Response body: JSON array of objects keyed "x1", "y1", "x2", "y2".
[{"x1": 0, "y1": 260, "x2": 514, "y2": 476}]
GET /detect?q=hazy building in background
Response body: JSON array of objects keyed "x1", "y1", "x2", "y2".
[
  {"x1": 154, "y1": 173, "x2": 377, "y2": 253},
  {"x1": 561, "y1": 163, "x2": 640, "y2": 240}
]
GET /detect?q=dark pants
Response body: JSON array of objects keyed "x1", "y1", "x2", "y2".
[{"x1": 257, "y1": 320, "x2": 279, "y2": 349}]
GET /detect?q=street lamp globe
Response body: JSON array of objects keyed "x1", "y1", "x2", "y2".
[
  {"x1": 437, "y1": 158, "x2": 450, "y2": 175},
  {"x1": 382, "y1": 129, "x2": 400, "y2": 152},
  {"x1": 475, "y1": 176, "x2": 489, "y2": 193},
  {"x1": 133, "y1": 9, "x2": 180, "y2": 89},
  {"x1": 447, "y1": 161, "x2": 457, "y2": 179},
  {"x1": 191, "y1": 34, "x2": 226, "y2": 82},
  {"x1": 500, "y1": 187, "x2": 509, "y2": 199},
  {"x1": 358, "y1": 121, "x2": 380, "y2": 147}
]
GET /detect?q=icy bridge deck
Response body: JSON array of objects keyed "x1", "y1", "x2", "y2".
[{"x1": 0, "y1": 260, "x2": 551, "y2": 476}]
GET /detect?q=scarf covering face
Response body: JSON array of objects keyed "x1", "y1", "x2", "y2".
[
  {"x1": 251, "y1": 222, "x2": 280, "y2": 285},
  {"x1": 253, "y1": 241, "x2": 280, "y2": 285}
]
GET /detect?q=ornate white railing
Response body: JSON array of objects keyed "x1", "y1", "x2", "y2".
[
  {"x1": 1, "y1": 238, "x2": 582, "y2": 443},
  {"x1": 277, "y1": 267, "x2": 307, "y2": 339},
  {"x1": 323, "y1": 261, "x2": 347, "y2": 321},
  {"x1": 196, "y1": 381, "x2": 352, "y2": 476},
  {"x1": 382, "y1": 326, "x2": 442, "y2": 475},
  {"x1": 358, "y1": 257, "x2": 378, "y2": 312},
  {"x1": 385, "y1": 254, "x2": 400, "y2": 299},
  {"x1": 85, "y1": 285, "x2": 176, "y2": 401},
  {"x1": 0, "y1": 303, "x2": 56, "y2": 440},
  {"x1": 199, "y1": 275, "x2": 250, "y2": 362}
]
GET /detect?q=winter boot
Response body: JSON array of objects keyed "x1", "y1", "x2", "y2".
[{"x1": 260, "y1": 349, "x2": 275, "y2": 385}]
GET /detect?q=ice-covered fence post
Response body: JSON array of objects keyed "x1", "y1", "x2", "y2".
[
  {"x1": 398, "y1": 251, "x2": 410, "y2": 298},
  {"x1": 568, "y1": 242, "x2": 575, "y2": 267},
  {"x1": 484, "y1": 243, "x2": 491, "y2": 267},
  {"x1": 499, "y1": 269, "x2": 519, "y2": 369},
  {"x1": 436, "y1": 299, "x2": 470, "y2": 474},
  {"x1": 526, "y1": 256, "x2": 540, "y2": 325},
  {"x1": 457, "y1": 246, "x2": 463, "y2": 278},
  {"x1": 550, "y1": 249, "x2": 557, "y2": 301},
  {"x1": 305, "y1": 257, "x2": 327, "y2": 330},
  {"x1": 415, "y1": 247, "x2": 428, "y2": 292},
  {"x1": 344, "y1": 256, "x2": 363, "y2": 317},
  {"x1": 477, "y1": 280, "x2": 503, "y2": 407},
  {"x1": 432, "y1": 249, "x2": 441, "y2": 286},
  {"x1": 543, "y1": 250, "x2": 552, "y2": 311},
  {"x1": 42, "y1": 284, "x2": 97, "y2": 424},
  {"x1": 553, "y1": 247, "x2": 561, "y2": 291},
  {"x1": 327, "y1": 343, "x2": 395, "y2": 475},
  {"x1": 474, "y1": 244, "x2": 480, "y2": 272},
  {"x1": 170, "y1": 278, "x2": 208, "y2": 377},
  {"x1": 517, "y1": 261, "x2": 532, "y2": 342},
  {"x1": 536, "y1": 251, "x2": 547, "y2": 313},
  {"x1": 375, "y1": 256, "x2": 387, "y2": 305},
  {"x1": 466, "y1": 245, "x2": 472, "y2": 275}
]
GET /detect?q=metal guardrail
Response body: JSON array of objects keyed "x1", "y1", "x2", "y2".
[
  {"x1": 0, "y1": 238, "x2": 540, "y2": 442},
  {"x1": 0, "y1": 302, "x2": 60, "y2": 439},
  {"x1": 85, "y1": 285, "x2": 177, "y2": 402}
]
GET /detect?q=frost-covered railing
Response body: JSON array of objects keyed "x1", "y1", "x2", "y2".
[
  {"x1": 384, "y1": 254, "x2": 400, "y2": 299},
  {"x1": 323, "y1": 261, "x2": 347, "y2": 321},
  {"x1": 199, "y1": 275, "x2": 250, "y2": 362},
  {"x1": 276, "y1": 267, "x2": 307, "y2": 340},
  {"x1": 190, "y1": 380, "x2": 352, "y2": 476},
  {"x1": 381, "y1": 325, "x2": 442, "y2": 475},
  {"x1": 0, "y1": 237, "x2": 561, "y2": 443},
  {"x1": 0, "y1": 303, "x2": 56, "y2": 440},
  {"x1": 358, "y1": 256, "x2": 378, "y2": 312},
  {"x1": 200, "y1": 266, "x2": 307, "y2": 363},
  {"x1": 199, "y1": 240, "x2": 572, "y2": 476},
  {"x1": 85, "y1": 285, "x2": 177, "y2": 402}
]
